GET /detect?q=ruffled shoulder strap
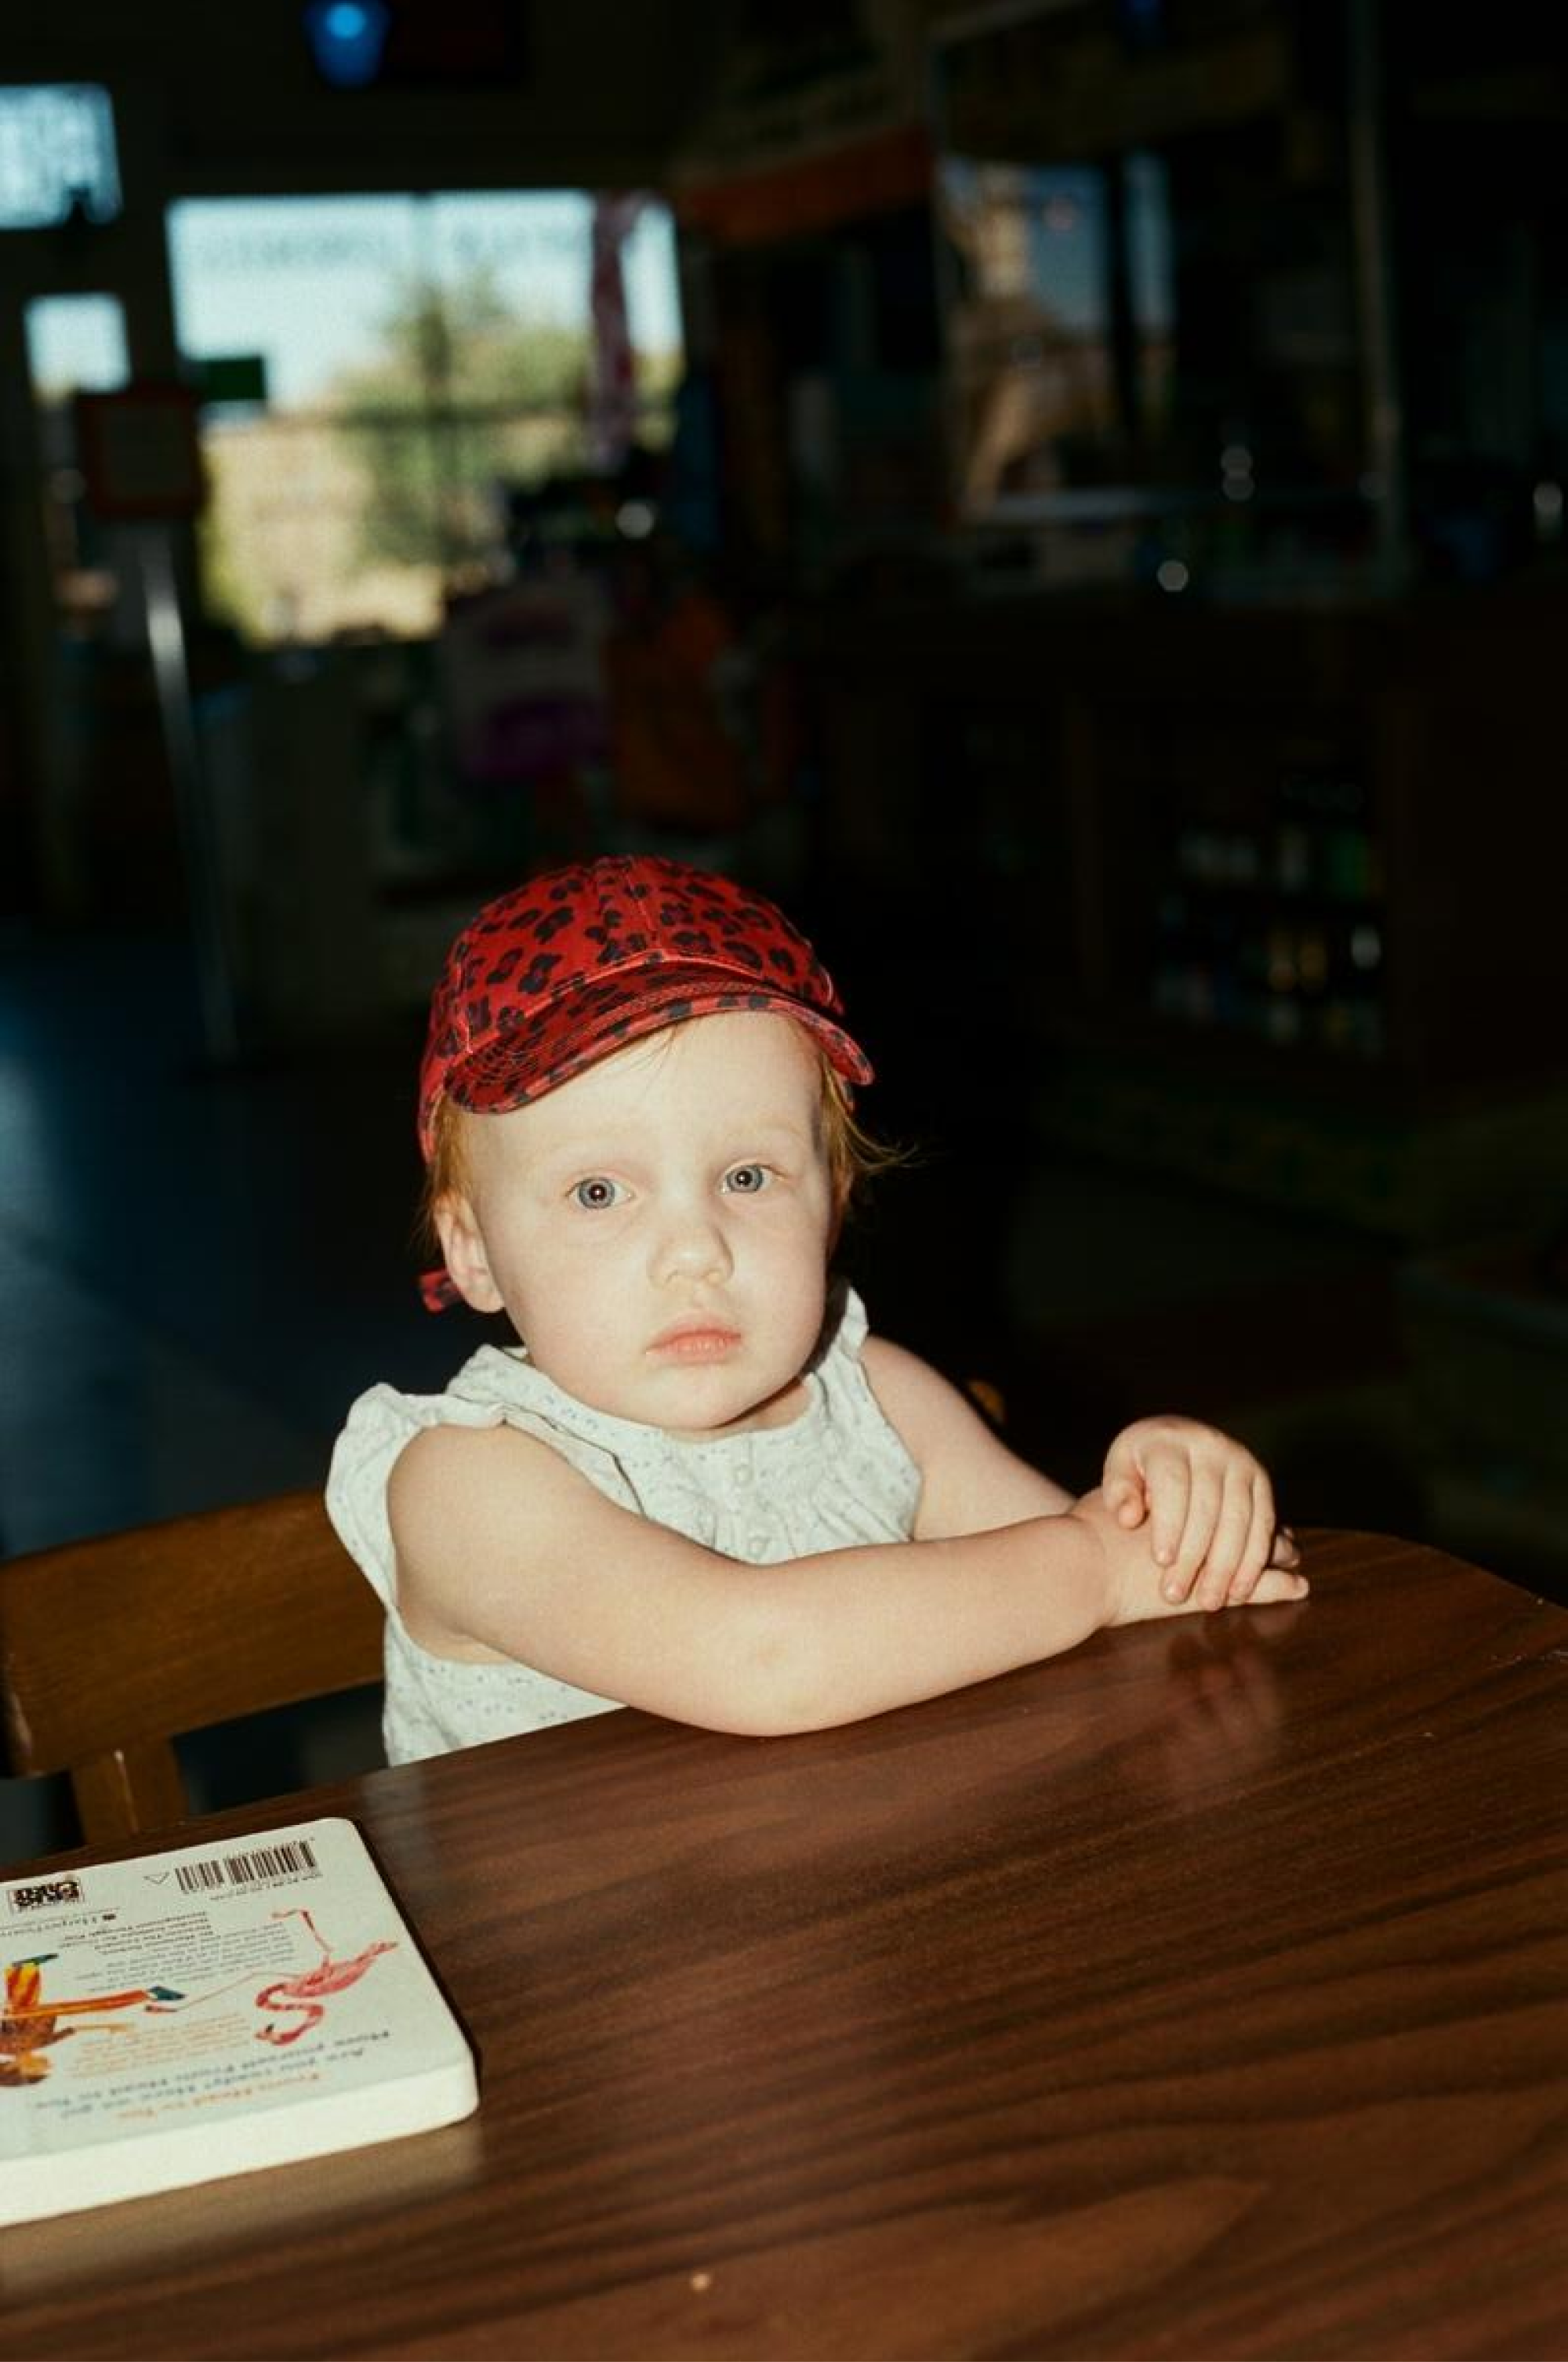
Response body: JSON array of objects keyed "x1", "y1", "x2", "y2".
[{"x1": 325, "y1": 1348, "x2": 637, "y2": 1613}]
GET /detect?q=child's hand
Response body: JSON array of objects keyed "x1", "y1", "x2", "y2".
[
  {"x1": 1073, "y1": 1486, "x2": 1308, "y2": 1628},
  {"x1": 1100, "y1": 1417, "x2": 1301, "y2": 1611}
]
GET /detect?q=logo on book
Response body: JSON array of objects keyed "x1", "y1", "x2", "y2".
[{"x1": 6, "y1": 1878, "x2": 83, "y2": 1915}]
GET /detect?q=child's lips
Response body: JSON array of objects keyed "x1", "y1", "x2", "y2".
[{"x1": 648, "y1": 1319, "x2": 742, "y2": 1362}]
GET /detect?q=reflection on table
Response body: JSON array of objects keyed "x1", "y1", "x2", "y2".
[{"x1": 0, "y1": 1528, "x2": 1563, "y2": 2361}]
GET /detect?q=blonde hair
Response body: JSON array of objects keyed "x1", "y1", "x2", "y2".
[
  {"x1": 419, "y1": 1026, "x2": 902, "y2": 1260},
  {"x1": 815, "y1": 1059, "x2": 906, "y2": 1236}
]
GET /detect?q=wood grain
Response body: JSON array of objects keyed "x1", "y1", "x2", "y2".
[
  {"x1": 0, "y1": 1530, "x2": 1563, "y2": 2359},
  {"x1": 0, "y1": 1488, "x2": 382, "y2": 1842}
]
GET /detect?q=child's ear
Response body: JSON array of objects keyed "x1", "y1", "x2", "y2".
[{"x1": 434, "y1": 1192, "x2": 505, "y2": 1315}]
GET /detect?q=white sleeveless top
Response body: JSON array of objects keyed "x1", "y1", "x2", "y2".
[{"x1": 325, "y1": 1285, "x2": 922, "y2": 1764}]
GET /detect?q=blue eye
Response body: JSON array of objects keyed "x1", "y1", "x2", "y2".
[
  {"x1": 571, "y1": 1175, "x2": 626, "y2": 1210},
  {"x1": 723, "y1": 1163, "x2": 769, "y2": 1194}
]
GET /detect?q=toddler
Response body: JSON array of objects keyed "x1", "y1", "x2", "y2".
[{"x1": 328, "y1": 854, "x2": 1305, "y2": 1764}]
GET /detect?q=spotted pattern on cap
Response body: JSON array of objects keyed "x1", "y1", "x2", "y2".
[{"x1": 417, "y1": 855, "x2": 871, "y2": 1163}]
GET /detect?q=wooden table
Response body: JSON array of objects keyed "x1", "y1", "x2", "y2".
[{"x1": 1, "y1": 1530, "x2": 1563, "y2": 2360}]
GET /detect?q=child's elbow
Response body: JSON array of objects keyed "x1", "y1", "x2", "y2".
[
  {"x1": 714, "y1": 1693, "x2": 837, "y2": 1740},
  {"x1": 710, "y1": 1696, "x2": 842, "y2": 1740},
  {"x1": 696, "y1": 1605, "x2": 844, "y2": 1739}
]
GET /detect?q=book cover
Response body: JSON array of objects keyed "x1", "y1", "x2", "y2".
[{"x1": 0, "y1": 1815, "x2": 477, "y2": 2227}]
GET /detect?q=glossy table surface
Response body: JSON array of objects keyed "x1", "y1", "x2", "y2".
[{"x1": 1, "y1": 1530, "x2": 1564, "y2": 2360}]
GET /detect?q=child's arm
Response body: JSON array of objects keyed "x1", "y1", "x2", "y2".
[
  {"x1": 859, "y1": 1340, "x2": 1296, "y2": 1612},
  {"x1": 859, "y1": 1336, "x2": 1076, "y2": 1532},
  {"x1": 387, "y1": 1417, "x2": 1306, "y2": 1740}
]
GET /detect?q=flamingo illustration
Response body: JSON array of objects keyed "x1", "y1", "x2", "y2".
[{"x1": 253, "y1": 1910, "x2": 396, "y2": 2046}]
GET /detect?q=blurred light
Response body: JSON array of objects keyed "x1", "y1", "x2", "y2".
[
  {"x1": 0, "y1": 85, "x2": 122, "y2": 228},
  {"x1": 25, "y1": 292, "x2": 129, "y2": 400},
  {"x1": 616, "y1": 499, "x2": 655, "y2": 539},
  {"x1": 1156, "y1": 558, "x2": 1189, "y2": 593},
  {"x1": 1358, "y1": 470, "x2": 1386, "y2": 502},
  {"x1": 1533, "y1": 479, "x2": 1563, "y2": 539},
  {"x1": 303, "y1": 0, "x2": 391, "y2": 88},
  {"x1": 1221, "y1": 439, "x2": 1254, "y2": 504},
  {"x1": 1350, "y1": 923, "x2": 1382, "y2": 971}
]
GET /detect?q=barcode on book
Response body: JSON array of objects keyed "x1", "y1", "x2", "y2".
[{"x1": 174, "y1": 1838, "x2": 321, "y2": 1895}]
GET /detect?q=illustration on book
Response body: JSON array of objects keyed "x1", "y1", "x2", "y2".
[
  {"x1": 0, "y1": 1816, "x2": 477, "y2": 2228},
  {"x1": 2, "y1": 1907, "x2": 397, "y2": 2082}
]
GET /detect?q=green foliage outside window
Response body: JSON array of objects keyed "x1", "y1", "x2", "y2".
[{"x1": 328, "y1": 269, "x2": 596, "y2": 570}]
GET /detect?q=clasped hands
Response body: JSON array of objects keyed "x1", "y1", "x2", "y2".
[{"x1": 1095, "y1": 1415, "x2": 1303, "y2": 1615}]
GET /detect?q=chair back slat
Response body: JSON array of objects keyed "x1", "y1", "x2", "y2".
[
  {"x1": 74, "y1": 1743, "x2": 189, "y2": 1848},
  {"x1": 0, "y1": 1490, "x2": 383, "y2": 1847}
]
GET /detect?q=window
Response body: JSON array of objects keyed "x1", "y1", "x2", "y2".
[
  {"x1": 0, "y1": 85, "x2": 121, "y2": 230},
  {"x1": 24, "y1": 294, "x2": 129, "y2": 398},
  {"x1": 931, "y1": 5, "x2": 1372, "y2": 594},
  {"x1": 939, "y1": 154, "x2": 1175, "y2": 519},
  {"x1": 24, "y1": 294, "x2": 130, "y2": 625},
  {"x1": 166, "y1": 192, "x2": 684, "y2": 644}
]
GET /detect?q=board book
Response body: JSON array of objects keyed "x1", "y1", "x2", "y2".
[{"x1": 0, "y1": 1814, "x2": 477, "y2": 2227}]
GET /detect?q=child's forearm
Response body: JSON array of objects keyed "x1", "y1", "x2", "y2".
[
  {"x1": 714, "y1": 1505, "x2": 1113, "y2": 1736},
  {"x1": 392, "y1": 1425, "x2": 1304, "y2": 1738}
]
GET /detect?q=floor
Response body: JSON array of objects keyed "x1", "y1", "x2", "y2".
[
  {"x1": 0, "y1": 912, "x2": 1540, "y2": 1867},
  {"x1": 0, "y1": 922, "x2": 450, "y2": 1859}
]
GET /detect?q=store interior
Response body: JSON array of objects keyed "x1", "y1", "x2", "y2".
[{"x1": 2, "y1": 0, "x2": 1566, "y2": 1857}]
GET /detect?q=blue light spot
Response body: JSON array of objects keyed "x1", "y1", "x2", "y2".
[{"x1": 303, "y1": 0, "x2": 390, "y2": 89}]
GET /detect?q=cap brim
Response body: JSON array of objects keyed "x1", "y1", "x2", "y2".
[{"x1": 444, "y1": 966, "x2": 873, "y2": 1127}]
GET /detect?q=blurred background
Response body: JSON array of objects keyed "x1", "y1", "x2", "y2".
[{"x1": 2, "y1": 0, "x2": 1566, "y2": 1856}]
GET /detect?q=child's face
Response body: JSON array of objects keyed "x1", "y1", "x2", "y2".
[{"x1": 436, "y1": 1012, "x2": 837, "y2": 1435}]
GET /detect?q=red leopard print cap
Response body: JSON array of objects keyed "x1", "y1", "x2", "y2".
[{"x1": 418, "y1": 858, "x2": 873, "y2": 1304}]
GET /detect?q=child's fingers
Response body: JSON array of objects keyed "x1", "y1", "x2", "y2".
[
  {"x1": 1248, "y1": 1564, "x2": 1309, "y2": 1606},
  {"x1": 1102, "y1": 1466, "x2": 1129, "y2": 1507},
  {"x1": 1224, "y1": 1482, "x2": 1277, "y2": 1606},
  {"x1": 1107, "y1": 1478, "x2": 1147, "y2": 1527},
  {"x1": 1163, "y1": 1461, "x2": 1223, "y2": 1601},
  {"x1": 1146, "y1": 1449, "x2": 1192, "y2": 1576},
  {"x1": 1100, "y1": 1439, "x2": 1149, "y2": 1527},
  {"x1": 1116, "y1": 1515, "x2": 1308, "y2": 1627},
  {"x1": 1194, "y1": 1479, "x2": 1256, "y2": 1609}
]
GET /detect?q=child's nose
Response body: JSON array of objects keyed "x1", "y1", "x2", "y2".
[{"x1": 654, "y1": 1203, "x2": 734, "y2": 1283}]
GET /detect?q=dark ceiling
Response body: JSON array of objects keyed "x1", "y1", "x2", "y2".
[{"x1": 1, "y1": 0, "x2": 741, "y2": 194}]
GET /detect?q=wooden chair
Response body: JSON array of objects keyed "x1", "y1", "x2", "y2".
[{"x1": 0, "y1": 1490, "x2": 383, "y2": 1850}]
